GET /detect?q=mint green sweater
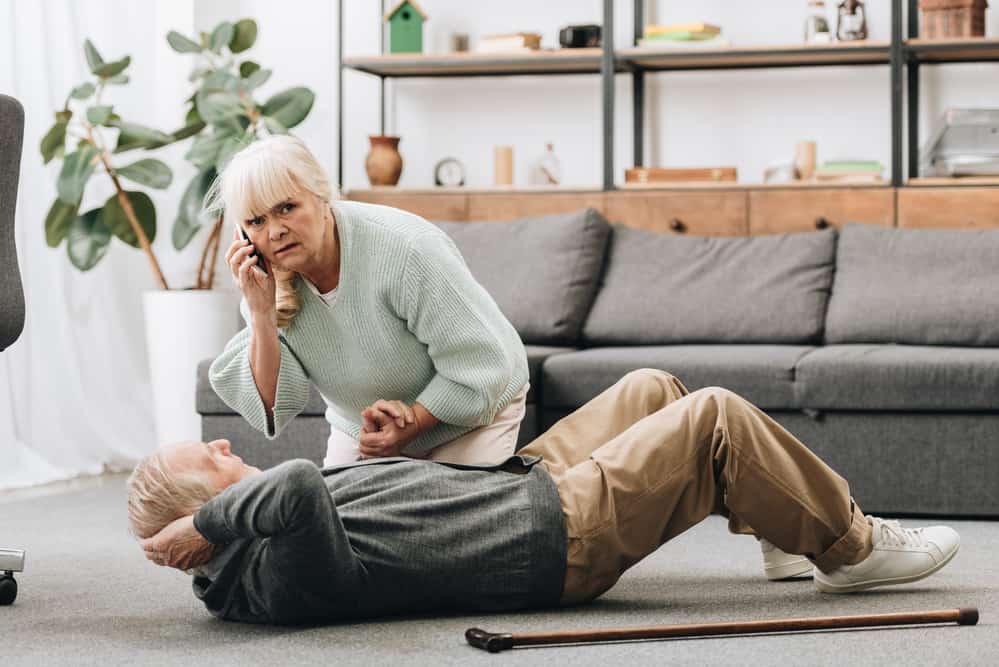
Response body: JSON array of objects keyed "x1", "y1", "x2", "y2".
[{"x1": 209, "y1": 201, "x2": 529, "y2": 455}]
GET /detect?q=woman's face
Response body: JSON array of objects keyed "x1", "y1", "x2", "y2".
[{"x1": 240, "y1": 189, "x2": 330, "y2": 272}]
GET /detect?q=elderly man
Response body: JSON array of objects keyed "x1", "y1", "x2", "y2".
[{"x1": 132, "y1": 370, "x2": 960, "y2": 625}]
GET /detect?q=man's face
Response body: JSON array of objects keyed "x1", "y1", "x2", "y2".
[{"x1": 164, "y1": 439, "x2": 260, "y2": 492}]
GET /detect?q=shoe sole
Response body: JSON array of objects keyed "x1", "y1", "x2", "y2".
[
  {"x1": 765, "y1": 558, "x2": 814, "y2": 581},
  {"x1": 815, "y1": 544, "x2": 960, "y2": 593}
]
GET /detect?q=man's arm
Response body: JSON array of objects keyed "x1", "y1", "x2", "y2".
[{"x1": 194, "y1": 460, "x2": 363, "y2": 599}]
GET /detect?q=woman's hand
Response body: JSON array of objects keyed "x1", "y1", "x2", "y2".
[
  {"x1": 358, "y1": 399, "x2": 419, "y2": 458},
  {"x1": 225, "y1": 225, "x2": 275, "y2": 320},
  {"x1": 140, "y1": 515, "x2": 218, "y2": 571}
]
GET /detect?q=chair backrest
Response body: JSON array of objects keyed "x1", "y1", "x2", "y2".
[{"x1": 0, "y1": 94, "x2": 25, "y2": 352}]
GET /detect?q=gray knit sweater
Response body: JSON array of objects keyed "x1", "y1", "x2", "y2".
[
  {"x1": 192, "y1": 457, "x2": 568, "y2": 624},
  {"x1": 209, "y1": 201, "x2": 529, "y2": 455}
]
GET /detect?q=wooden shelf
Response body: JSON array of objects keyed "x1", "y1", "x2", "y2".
[
  {"x1": 619, "y1": 41, "x2": 891, "y2": 71},
  {"x1": 907, "y1": 37, "x2": 999, "y2": 63},
  {"x1": 907, "y1": 176, "x2": 999, "y2": 187},
  {"x1": 347, "y1": 185, "x2": 604, "y2": 195},
  {"x1": 343, "y1": 49, "x2": 620, "y2": 77}
]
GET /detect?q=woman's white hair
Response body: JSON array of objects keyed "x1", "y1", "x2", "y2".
[{"x1": 203, "y1": 135, "x2": 335, "y2": 328}]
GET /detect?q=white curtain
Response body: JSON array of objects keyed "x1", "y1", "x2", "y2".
[{"x1": 0, "y1": 0, "x2": 209, "y2": 489}]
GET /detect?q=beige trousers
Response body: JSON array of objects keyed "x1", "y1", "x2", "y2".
[{"x1": 517, "y1": 369, "x2": 874, "y2": 605}]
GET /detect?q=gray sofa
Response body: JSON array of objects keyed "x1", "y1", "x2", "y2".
[{"x1": 197, "y1": 209, "x2": 999, "y2": 517}]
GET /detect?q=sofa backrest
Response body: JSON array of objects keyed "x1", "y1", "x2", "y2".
[
  {"x1": 582, "y1": 224, "x2": 838, "y2": 345},
  {"x1": 0, "y1": 94, "x2": 25, "y2": 352},
  {"x1": 434, "y1": 208, "x2": 611, "y2": 345},
  {"x1": 825, "y1": 223, "x2": 999, "y2": 346}
]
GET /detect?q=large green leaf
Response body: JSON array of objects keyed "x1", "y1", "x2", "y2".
[
  {"x1": 40, "y1": 121, "x2": 68, "y2": 164},
  {"x1": 185, "y1": 131, "x2": 232, "y2": 169},
  {"x1": 261, "y1": 87, "x2": 314, "y2": 129},
  {"x1": 93, "y1": 56, "x2": 130, "y2": 78},
  {"x1": 117, "y1": 158, "x2": 173, "y2": 189},
  {"x1": 173, "y1": 168, "x2": 217, "y2": 250},
  {"x1": 239, "y1": 61, "x2": 260, "y2": 78},
  {"x1": 66, "y1": 207, "x2": 112, "y2": 271},
  {"x1": 44, "y1": 199, "x2": 79, "y2": 247},
  {"x1": 242, "y1": 68, "x2": 271, "y2": 91},
  {"x1": 196, "y1": 90, "x2": 244, "y2": 124},
  {"x1": 110, "y1": 120, "x2": 173, "y2": 153},
  {"x1": 86, "y1": 105, "x2": 113, "y2": 125},
  {"x1": 209, "y1": 22, "x2": 234, "y2": 53},
  {"x1": 202, "y1": 71, "x2": 240, "y2": 93},
  {"x1": 214, "y1": 135, "x2": 247, "y2": 171},
  {"x1": 229, "y1": 19, "x2": 258, "y2": 54},
  {"x1": 57, "y1": 145, "x2": 99, "y2": 205},
  {"x1": 83, "y1": 39, "x2": 104, "y2": 71},
  {"x1": 171, "y1": 120, "x2": 206, "y2": 142},
  {"x1": 70, "y1": 82, "x2": 96, "y2": 100},
  {"x1": 167, "y1": 30, "x2": 202, "y2": 53},
  {"x1": 101, "y1": 191, "x2": 156, "y2": 248},
  {"x1": 261, "y1": 116, "x2": 287, "y2": 135}
]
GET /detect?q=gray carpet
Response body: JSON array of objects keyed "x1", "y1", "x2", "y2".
[{"x1": 1, "y1": 474, "x2": 995, "y2": 666}]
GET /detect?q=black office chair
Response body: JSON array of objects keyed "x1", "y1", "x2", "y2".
[{"x1": 1, "y1": 93, "x2": 27, "y2": 605}]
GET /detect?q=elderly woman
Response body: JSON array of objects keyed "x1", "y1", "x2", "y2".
[{"x1": 206, "y1": 135, "x2": 529, "y2": 466}]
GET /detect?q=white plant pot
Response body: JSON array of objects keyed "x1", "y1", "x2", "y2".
[{"x1": 143, "y1": 289, "x2": 242, "y2": 447}]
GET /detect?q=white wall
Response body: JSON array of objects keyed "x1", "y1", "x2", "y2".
[{"x1": 337, "y1": 0, "x2": 999, "y2": 189}]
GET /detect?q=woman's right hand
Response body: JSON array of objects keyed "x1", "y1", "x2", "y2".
[{"x1": 226, "y1": 225, "x2": 275, "y2": 318}]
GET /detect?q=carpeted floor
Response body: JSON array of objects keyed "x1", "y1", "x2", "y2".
[{"x1": 1, "y1": 474, "x2": 995, "y2": 666}]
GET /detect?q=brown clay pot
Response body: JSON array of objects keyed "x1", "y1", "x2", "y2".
[{"x1": 365, "y1": 135, "x2": 403, "y2": 186}]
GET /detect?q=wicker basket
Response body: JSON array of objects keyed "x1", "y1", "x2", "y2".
[{"x1": 919, "y1": 0, "x2": 988, "y2": 38}]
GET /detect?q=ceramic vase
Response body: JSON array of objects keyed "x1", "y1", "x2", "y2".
[{"x1": 365, "y1": 135, "x2": 403, "y2": 186}]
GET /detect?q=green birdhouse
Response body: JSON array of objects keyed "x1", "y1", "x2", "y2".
[{"x1": 384, "y1": 0, "x2": 427, "y2": 54}]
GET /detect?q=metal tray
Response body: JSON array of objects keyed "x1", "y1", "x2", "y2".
[{"x1": 920, "y1": 108, "x2": 999, "y2": 176}]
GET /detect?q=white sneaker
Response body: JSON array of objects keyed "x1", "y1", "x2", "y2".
[
  {"x1": 815, "y1": 516, "x2": 960, "y2": 594},
  {"x1": 760, "y1": 538, "x2": 814, "y2": 580}
]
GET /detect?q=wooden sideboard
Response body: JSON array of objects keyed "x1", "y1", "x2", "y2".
[{"x1": 346, "y1": 185, "x2": 999, "y2": 234}]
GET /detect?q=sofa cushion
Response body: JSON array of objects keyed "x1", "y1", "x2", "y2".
[
  {"x1": 524, "y1": 345, "x2": 576, "y2": 403},
  {"x1": 434, "y1": 208, "x2": 611, "y2": 345},
  {"x1": 541, "y1": 345, "x2": 816, "y2": 410},
  {"x1": 582, "y1": 225, "x2": 836, "y2": 345},
  {"x1": 796, "y1": 344, "x2": 999, "y2": 411},
  {"x1": 826, "y1": 223, "x2": 999, "y2": 346}
]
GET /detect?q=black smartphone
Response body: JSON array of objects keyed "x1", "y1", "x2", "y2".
[{"x1": 239, "y1": 226, "x2": 267, "y2": 275}]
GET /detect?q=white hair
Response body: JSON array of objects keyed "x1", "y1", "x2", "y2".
[{"x1": 204, "y1": 135, "x2": 335, "y2": 328}]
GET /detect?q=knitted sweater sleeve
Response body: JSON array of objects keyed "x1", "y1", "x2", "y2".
[
  {"x1": 400, "y1": 232, "x2": 517, "y2": 428},
  {"x1": 208, "y1": 299, "x2": 312, "y2": 440}
]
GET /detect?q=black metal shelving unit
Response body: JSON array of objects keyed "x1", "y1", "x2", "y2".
[{"x1": 337, "y1": 1, "x2": 999, "y2": 192}]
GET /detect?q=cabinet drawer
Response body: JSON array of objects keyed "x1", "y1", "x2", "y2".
[
  {"x1": 604, "y1": 191, "x2": 748, "y2": 236},
  {"x1": 345, "y1": 191, "x2": 468, "y2": 221},
  {"x1": 466, "y1": 193, "x2": 605, "y2": 221},
  {"x1": 749, "y1": 187, "x2": 894, "y2": 234},
  {"x1": 898, "y1": 187, "x2": 999, "y2": 229}
]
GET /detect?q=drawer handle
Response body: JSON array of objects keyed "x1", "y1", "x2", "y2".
[
  {"x1": 670, "y1": 218, "x2": 687, "y2": 233},
  {"x1": 814, "y1": 217, "x2": 830, "y2": 230}
]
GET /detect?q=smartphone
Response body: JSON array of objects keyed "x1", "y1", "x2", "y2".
[{"x1": 239, "y1": 226, "x2": 267, "y2": 275}]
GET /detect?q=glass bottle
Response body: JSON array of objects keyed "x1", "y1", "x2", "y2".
[
  {"x1": 804, "y1": 0, "x2": 832, "y2": 44},
  {"x1": 529, "y1": 143, "x2": 562, "y2": 186}
]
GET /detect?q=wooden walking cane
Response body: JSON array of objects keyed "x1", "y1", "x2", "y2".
[{"x1": 466, "y1": 607, "x2": 979, "y2": 653}]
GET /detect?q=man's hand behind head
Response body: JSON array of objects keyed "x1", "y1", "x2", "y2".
[{"x1": 141, "y1": 515, "x2": 218, "y2": 571}]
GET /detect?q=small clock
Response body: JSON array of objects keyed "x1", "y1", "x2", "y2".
[{"x1": 434, "y1": 157, "x2": 466, "y2": 187}]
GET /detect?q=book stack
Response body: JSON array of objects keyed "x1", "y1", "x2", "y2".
[
  {"x1": 638, "y1": 23, "x2": 729, "y2": 48},
  {"x1": 626, "y1": 166, "x2": 738, "y2": 184},
  {"x1": 813, "y1": 160, "x2": 884, "y2": 182},
  {"x1": 475, "y1": 32, "x2": 543, "y2": 53}
]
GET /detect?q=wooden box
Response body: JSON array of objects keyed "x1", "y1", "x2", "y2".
[{"x1": 919, "y1": 0, "x2": 988, "y2": 39}]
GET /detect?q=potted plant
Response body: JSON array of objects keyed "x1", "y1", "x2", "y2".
[{"x1": 40, "y1": 22, "x2": 315, "y2": 445}]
